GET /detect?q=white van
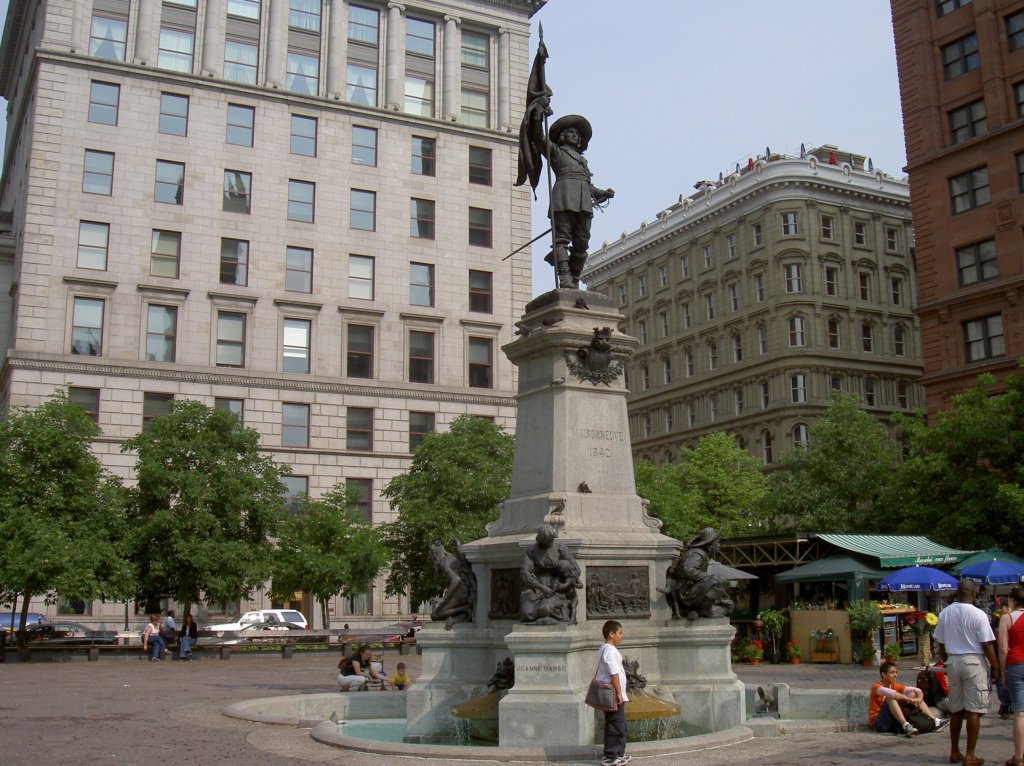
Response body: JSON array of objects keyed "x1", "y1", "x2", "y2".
[{"x1": 205, "y1": 609, "x2": 308, "y2": 632}]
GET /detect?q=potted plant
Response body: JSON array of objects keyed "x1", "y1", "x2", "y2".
[
  {"x1": 882, "y1": 642, "x2": 902, "y2": 663},
  {"x1": 748, "y1": 639, "x2": 764, "y2": 665},
  {"x1": 856, "y1": 640, "x2": 876, "y2": 666},
  {"x1": 786, "y1": 640, "x2": 802, "y2": 664},
  {"x1": 846, "y1": 599, "x2": 883, "y2": 665},
  {"x1": 757, "y1": 608, "x2": 788, "y2": 663}
]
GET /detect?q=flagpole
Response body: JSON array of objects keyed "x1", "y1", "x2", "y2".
[{"x1": 538, "y1": 24, "x2": 558, "y2": 291}]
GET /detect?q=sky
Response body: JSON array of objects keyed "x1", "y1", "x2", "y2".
[{"x1": 527, "y1": 0, "x2": 908, "y2": 295}]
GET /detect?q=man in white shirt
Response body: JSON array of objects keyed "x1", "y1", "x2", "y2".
[{"x1": 934, "y1": 578, "x2": 998, "y2": 766}]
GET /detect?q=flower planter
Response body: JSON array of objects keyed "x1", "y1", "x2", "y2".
[
  {"x1": 790, "y1": 657, "x2": 801, "y2": 665},
  {"x1": 861, "y1": 659, "x2": 873, "y2": 667},
  {"x1": 750, "y1": 659, "x2": 761, "y2": 666}
]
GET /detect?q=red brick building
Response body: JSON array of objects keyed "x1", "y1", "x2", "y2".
[{"x1": 891, "y1": 0, "x2": 1024, "y2": 414}]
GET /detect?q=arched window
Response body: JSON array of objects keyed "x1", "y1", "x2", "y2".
[
  {"x1": 761, "y1": 430, "x2": 774, "y2": 464},
  {"x1": 793, "y1": 422, "x2": 809, "y2": 448}
]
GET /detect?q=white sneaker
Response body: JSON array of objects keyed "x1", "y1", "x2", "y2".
[
  {"x1": 935, "y1": 717, "x2": 949, "y2": 731},
  {"x1": 902, "y1": 722, "x2": 918, "y2": 737},
  {"x1": 612, "y1": 757, "x2": 631, "y2": 766}
]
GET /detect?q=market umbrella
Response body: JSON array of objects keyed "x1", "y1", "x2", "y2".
[
  {"x1": 959, "y1": 559, "x2": 1024, "y2": 585},
  {"x1": 876, "y1": 565, "x2": 958, "y2": 592},
  {"x1": 708, "y1": 560, "x2": 757, "y2": 581}
]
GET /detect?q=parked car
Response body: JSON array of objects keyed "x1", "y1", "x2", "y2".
[
  {"x1": 0, "y1": 612, "x2": 47, "y2": 634},
  {"x1": 205, "y1": 609, "x2": 308, "y2": 632},
  {"x1": 235, "y1": 621, "x2": 308, "y2": 644},
  {"x1": 24, "y1": 622, "x2": 118, "y2": 646}
]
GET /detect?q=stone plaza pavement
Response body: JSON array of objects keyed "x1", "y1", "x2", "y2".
[{"x1": 0, "y1": 650, "x2": 1015, "y2": 766}]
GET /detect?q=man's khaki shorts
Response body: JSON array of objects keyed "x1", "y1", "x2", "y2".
[{"x1": 946, "y1": 654, "x2": 991, "y2": 714}]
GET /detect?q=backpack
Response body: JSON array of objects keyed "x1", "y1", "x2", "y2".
[{"x1": 916, "y1": 666, "x2": 948, "y2": 707}]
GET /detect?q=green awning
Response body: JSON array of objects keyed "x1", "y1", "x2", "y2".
[
  {"x1": 816, "y1": 534, "x2": 973, "y2": 568},
  {"x1": 775, "y1": 554, "x2": 887, "y2": 583}
]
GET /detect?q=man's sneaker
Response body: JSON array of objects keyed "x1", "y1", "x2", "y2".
[
  {"x1": 902, "y1": 722, "x2": 918, "y2": 737},
  {"x1": 600, "y1": 759, "x2": 614, "y2": 766},
  {"x1": 612, "y1": 757, "x2": 631, "y2": 766},
  {"x1": 935, "y1": 717, "x2": 950, "y2": 731}
]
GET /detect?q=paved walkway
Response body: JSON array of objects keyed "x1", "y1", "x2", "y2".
[{"x1": 0, "y1": 652, "x2": 1015, "y2": 765}]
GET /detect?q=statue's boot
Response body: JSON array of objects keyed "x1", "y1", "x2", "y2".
[{"x1": 568, "y1": 250, "x2": 587, "y2": 288}]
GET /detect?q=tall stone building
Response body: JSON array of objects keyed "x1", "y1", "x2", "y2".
[
  {"x1": 582, "y1": 148, "x2": 923, "y2": 466},
  {"x1": 891, "y1": 0, "x2": 1024, "y2": 414},
  {"x1": 0, "y1": 0, "x2": 542, "y2": 627}
]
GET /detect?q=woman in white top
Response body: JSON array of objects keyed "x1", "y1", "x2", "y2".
[{"x1": 596, "y1": 620, "x2": 629, "y2": 766}]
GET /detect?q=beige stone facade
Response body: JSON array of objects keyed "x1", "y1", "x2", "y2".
[
  {"x1": 0, "y1": 0, "x2": 542, "y2": 628},
  {"x1": 582, "y1": 149, "x2": 924, "y2": 467}
]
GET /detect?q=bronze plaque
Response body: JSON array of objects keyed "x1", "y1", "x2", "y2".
[
  {"x1": 488, "y1": 568, "x2": 522, "y2": 620},
  {"x1": 586, "y1": 566, "x2": 650, "y2": 619}
]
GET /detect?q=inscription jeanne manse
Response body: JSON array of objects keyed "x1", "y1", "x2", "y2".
[{"x1": 516, "y1": 664, "x2": 567, "y2": 672}]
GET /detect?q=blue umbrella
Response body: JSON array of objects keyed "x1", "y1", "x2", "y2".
[
  {"x1": 960, "y1": 559, "x2": 1024, "y2": 585},
  {"x1": 876, "y1": 565, "x2": 958, "y2": 592}
]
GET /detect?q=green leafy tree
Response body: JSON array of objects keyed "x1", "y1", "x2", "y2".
[
  {"x1": 0, "y1": 390, "x2": 133, "y2": 644},
  {"x1": 635, "y1": 431, "x2": 769, "y2": 541},
  {"x1": 381, "y1": 415, "x2": 513, "y2": 607},
  {"x1": 271, "y1": 485, "x2": 389, "y2": 626},
  {"x1": 123, "y1": 400, "x2": 288, "y2": 615},
  {"x1": 765, "y1": 392, "x2": 902, "y2": 531},
  {"x1": 887, "y1": 370, "x2": 1024, "y2": 551}
]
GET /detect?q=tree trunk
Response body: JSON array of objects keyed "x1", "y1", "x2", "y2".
[
  {"x1": 17, "y1": 593, "x2": 32, "y2": 650},
  {"x1": 320, "y1": 598, "x2": 329, "y2": 629}
]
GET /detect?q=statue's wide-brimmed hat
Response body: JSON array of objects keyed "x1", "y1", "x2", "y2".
[
  {"x1": 687, "y1": 527, "x2": 721, "y2": 548},
  {"x1": 549, "y1": 114, "x2": 592, "y2": 151}
]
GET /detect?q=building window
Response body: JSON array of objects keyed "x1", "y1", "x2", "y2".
[
  {"x1": 286, "y1": 51, "x2": 319, "y2": 95},
  {"x1": 886, "y1": 227, "x2": 899, "y2": 252},
  {"x1": 347, "y1": 63, "x2": 377, "y2": 106},
  {"x1": 280, "y1": 475, "x2": 306, "y2": 515},
  {"x1": 734, "y1": 388, "x2": 744, "y2": 415},
  {"x1": 346, "y1": 407, "x2": 373, "y2": 450},
  {"x1": 285, "y1": 246, "x2": 313, "y2": 292},
  {"x1": 348, "y1": 3, "x2": 378, "y2": 41},
  {"x1": 751, "y1": 222, "x2": 763, "y2": 246},
  {"x1": 223, "y1": 170, "x2": 251, "y2": 213},
  {"x1": 709, "y1": 396, "x2": 718, "y2": 422},
  {"x1": 937, "y1": 0, "x2": 970, "y2": 16},
  {"x1": 83, "y1": 150, "x2": 114, "y2": 195},
  {"x1": 680, "y1": 254, "x2": 690, "y2": 278},
  {"x1": 685, "y1": 350, "x2": 694, "y2": 377},
  {"x1": 891, "y1": 276, "x2": 904, "y2": 305},
  {"x1": 942, "y1": 33, "x2": 980, "y2": 79},
  {"x1": 155, "y1": 160, "x2": 184, "y2": 204},
  {"x1": 665, "y1": 408, "x2": 674, "y2": 432},
  {"x1": 864, "y1": 379, "x2": 877, "y2": 407},
  {"x1": 638, "y1": 275, "x2": 648, "y2": 297},
  {"x1": 406, "y1": 16, "x2": 435, "y2": 55},
  {"x1": 224, "y1": 39, "x2": 258, "y2": 84},
  {"x1": 216, "y1": 312, "x2": 245, "y2": 366},
  {"x1": 897, "y1": 381, "x2": 910, "y2": 409},
  {"x1": 825, "y1": 266, "x2": 839, "y2": 296},
  {"x1": 469, "y1": 270, "x2": 493, "y2": 313},
  {"x1": 71, "y1": 297, "x2": 104, "y2": 356},
  {"x1": 410, "y1": 263, "x2": 434, "y2": 306},
  {"x1": 1016, "y1": 82, "x2": 1024, "y2": 118},
  {"x1": 950, "y1": 167, "x2": 990, "y2": 213},
  {"x1": 948, "y1": 99, "x2": 986, "y2": 144},
  {"x1": 411, "y1": 137, "x2": 435, "y2": 176},
  {"x1": 781, "y1": 211, "x2": 798, "y2": 235},
  {"x1": 708, "y1": 341, "x2": 718, "y2": 370},
  {"x1": 143, "y1": 393, "x2": 174, "y2": 431},
  {"x1": 282, "y1": 403, "x2": 310, "y2": 448},
  {"x1": 827, "y1": 319, "x2": 840, "y2": 349},
  {"x1": 461, "y1": 92, "x2": 488, "y2": 129},
  {"x1": 70, "y1": 387, "x2": 100, "y2": 424},
  {"x1": 662, "y1": 357, "x2": 672, "y2": 384},
  {"x1": 409, "y1": 412, "x2": 435, "y2": 451},
  {"x1": 640, "y1": 364, "x2": 650, "y2": 390},
  {"x1": 753, "y1": 273, "x2": 764, "y2": 302},
  {"x1": 862, "y1": 322, "x2": 874, "y2": 353},
  {"x1": 791, "y1": 373, "x2": 807, "y2": 404},
  {"x1": 288, "y1": 180, "x2": 315, "y2": 222},
  {"x1": 727, "y1": 283, "x2": 739, "y2": 311},
  {"x1": 659, "y1": 311, "x2": 669, "y2": 337},
  {"x1": 346, "y1": 477, "x2": 373, "y2": 526},
  {"x1": 1008, "y1": 10, "x2": 1024, "y2": 51},
  {"x1": 290, "y1": 115, "x2": 317, "y2": 156},
  {"x1": 88, "y1": 81, "x2": 119, "y2": 125},
  {"x1": 854, "y1": 221, "x2": 867, "y2": 246},
  {"x1": 89, "y1": 15, "x2": 127, "y2": 61},
  {"x1": 408, "y1": 330, "x2": 435, "y2": 383},
  {"x1": 349, "y1": 254, "x2": 374, "y2": 299},
  {"x1": 226, "y1": 104, "x2": 254, "y2": 146},
  {"x1": 704, "y1": 293, "x2": 714, "y2": 320},
  {"x1": 956, "y1": 239, "x2": 998, "y2": 286},
  {"x1": 732, "y1": 333, "x2": 742, "y2": 362},
  {"x1": 658, "y1": 265, "x2": 669, "y2": 288},
  {"x1": 220, "y1": 239, "x2": 249, "y2": 285},
  {"x1": 145, "y1": 305, "x2": 177, "y2": 362},
  {"x1": 894, "y1": 325, "x2": 907, "y2": 357},
  {"x1": 468, "y1": 338, "x2": 493, "y2": 388},
  {"x1": 859, "y1": 272, "x2": 871, "y2": 300},
  {"x1": 820, "y1": 214, "x2": 834, "y2": 239},
  {"x1": 158, "y1": 93, "x2": 188, "y2": 136},
  {"x1": 289, "y1": 0, "x2": 321, "y2": 31},
  {"x1": 757, "y1": 324, "x2": 768, "y2": 354},
  {"x1": 702, "y1": 243, "x2": 713, "y2": 268},
  {"x1": 642, "y1": 413, "x2": 652, "y2": 437},
  {"x1": 793, "y1": 423, "x2": 809, "y2": 449},
  {"x1": 784, "y1": 263, "x2": 802, "y2": 293},
  {"x1": 469, "y1": 207, "x2": 492, "y2": 247},
  {"x1": 762, "y1": 431, "x2": 774, "y2": 464},
  {"x1": 788, "y1": 316, "x2": 805, "y2": 347},
  {"x1": 687, "y1": 403, "x2": 695, "y2": 427},
  {"x1": 726, "y1": 234, "x2": 737, "y2": 259},
  {"x1": 760, "y1": 381, "x2": 770, "y2": 409},
  {"x1": 352, "y1": 126, "x2": 377, "y2": 166},
  {"x1": 964, "y1": 314, "x2": 1005, "y2": 361},
  {"x1": 351, "y1": 189, "x2": 376, "y2": 230},
  {"x1": 150, "y1": 230, "x2": 180, "y2": 278},
  {"x1": 618, "y1": 285, "x2": 627, "y2": 305},
  {"x1": 282, "y1": 318, "x2": 311, "y2": 373},
  {"x1": 469, "y1": 146, "x2": 492, "y2": 185},
  {"x1": 681, "y1": 302, "x2": 691, "y2": 329},
  {"x1": 77, "y1": 221, "x2": 109, "y2": 270},
  {"x1": 158, "y1": 27, "x2": 194, "y2": 73},
  {"x1": 405, "y1": 75, "x2": 434, "y2": 117},
  {"x1": 346, "y1": 324, "x2": 374, "y2": 378},
  {"x1": 831, "y1": 375, "x2": 843, "y2": 391}
]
